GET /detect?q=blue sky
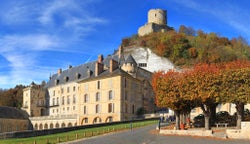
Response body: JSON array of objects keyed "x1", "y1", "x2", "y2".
[{"x1": 0, "y1": 0, "x2": 250, "y2": 88}]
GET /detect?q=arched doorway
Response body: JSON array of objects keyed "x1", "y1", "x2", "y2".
[
  {"x1": 68, "y1": 123, "x2": 72, "y2": 127},
  {"x1": 61, "y1": 123, "x2": 65, "y2": 128},
  {"x1": 93, "y1": 117, "x2": 102, "y2": 124},
  {"x1": 50, "y1": 123, "x2": 54, "y2": 129},
  {"x1": 81, "y1": 118, "x2": 88, "y2": 125},
  {"x1": 106, "y1": 116, "x2": 113, "y2": 123},
  {"x1": 55, "y1": 123, "x2": 59, "y2": 128},
  {"x1": 34, "y1": 124, "x2": 38, "y2": 130},
  {"x1": 44, "y1": 123, "x2": 48, "y2": 129},
  {"x1": 39, "y1": 123, "x2": 43, "y2": 130}
]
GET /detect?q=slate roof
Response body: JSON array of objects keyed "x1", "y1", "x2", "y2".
[
  {"x1": 0, "y1": 106, "x2": 29, "y2": 120},
  {"x1": 46, "y1": 54, "x2": 119, "y2": 87},
  {"x1": 125, "y1": 54, "x2": 137, "y2": 65}
]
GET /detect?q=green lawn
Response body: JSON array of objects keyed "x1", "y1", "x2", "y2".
[{"x1": 0, "y1": 120, "x2": 158, "y2": 144}]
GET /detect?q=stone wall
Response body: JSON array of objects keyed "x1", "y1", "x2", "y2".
[
  {"x1": 226, "y1": 122, "x2": 250, "y2": 139},
  {"x1": 0, "y1": 118, "x2": 32, "y2": 133},
  {"x1": 0, "y1": 118, "x2": 157, "y2": 139},
  {"x1": 138, "y1": 9, "x2": 172, "y2": 36}
]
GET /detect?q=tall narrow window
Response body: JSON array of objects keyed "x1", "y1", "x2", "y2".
[
  {"x1": 96, "y1": 92, "x2": 100, "y2": 101},
  {"x1": 84, "y1": 94, "x2": 88, "y2": 103},
  {"x1": 56, "y1": 97, "x2": 59, "y2": 105},
  {"x1": 73, "y1": 95, "x2": 76, "y2": 104},
  {"x1": 132, "y1": 104, "x2": 135, "y2": 114},
  {"x1": 108, "y1": 103, "x2": 114, "y2": 113},
  {"x1": 62, "y1": 96, "x2": 64, "y2": 105},
  {"x1": 108, "y1": 90, "x2": 113, "y2": 100},
  {"x1": 97, "y1": 81, "x2": 101, "y2": 89},
  {"x1": 125, "y1": 103, "x2": 128, "y2": 113},
  {"x1": 124, "y1": 78, "x2": 127, "y2": 88},
  {"x1": 83, "y1": 106, "x2": 87, "y2": 114},
  {"x1": 61, "y1": 88, "x2": 64, "y2": 94},
  {"x1": 67, "y1": 87, "x2": 70, "y2": 93},
  {"x1": 96, "y1": 104, "x2": 101, "y2": 113},
  {"x1": 125, "y1": 91, "x2": 128, "y2": 100},
  {"x1": 67, "y1": 96, "x2": 70, "y2": 104}
]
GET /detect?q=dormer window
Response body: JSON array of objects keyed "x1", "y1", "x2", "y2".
[
  {"x1": 64, "y1": 76, "x2": 69, "y2": 82},
  {"x1": 55, "y1": 79, "x2": 59, "y2": 85},
  {"x1": 139, "y1": 63, "x2": 147, "y2": 67},
  {"x1": 76, "y1": 73, "x2": 81, "y2": 79}
]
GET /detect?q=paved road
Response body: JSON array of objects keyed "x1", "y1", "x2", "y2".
[{"x1": 66, "y1": 124, "x2": 250, "y2": 144}]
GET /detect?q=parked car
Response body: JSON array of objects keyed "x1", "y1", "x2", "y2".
[
  {"x1": 216, "y1": 111, "x2": 236, "y2": 126},
  {"x1": 193, "y1": 114, "x2": 204, "y2": 128}
]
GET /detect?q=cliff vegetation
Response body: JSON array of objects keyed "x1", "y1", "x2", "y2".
[{"x1": 122, "y1": 25, "x2": 250, "y2": 66}]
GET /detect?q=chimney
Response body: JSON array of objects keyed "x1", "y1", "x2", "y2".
[
  {"x1": 95, "y1": 62, "x2": 104, "y2": 76},
  {"x1": 110, "y1": 59, "x2": 118, "y2": 72},
  {"x1": 98, "y1": 54, "x2": 103, "y2": 63},
  {"x1": 118, "y1": 46, "x2": 123, "y2": 59},
  {"x1": 58, "y1": 68, "x2": 62, "y2": 75},
  {"x1": 68, "y1": 65, "x2": 72, "y2": 69}
]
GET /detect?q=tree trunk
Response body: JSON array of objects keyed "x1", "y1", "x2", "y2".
[
  {"x1": 175, "y1": 111, "x2": 180, "y2": 130},
  {"x1": 200, "y1": 104, "x2": 211, "y2": 130},
  {"x1": 235, "y1": 102, "x2": 244, "y2": 129},
  {"x1": 210, "y1": 104, "x2": 217, "y2": 126},
  {"x1": 204, "y1": 114, "x2": 210, "y2": 130}
]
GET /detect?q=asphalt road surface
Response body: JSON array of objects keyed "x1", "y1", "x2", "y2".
[{"x1": 65, "y1": 124, "x2": 250, "y2": 144}]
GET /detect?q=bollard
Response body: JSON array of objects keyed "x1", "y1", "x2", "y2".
[
  {"x1": 33, "y1": 140, "x2": 36, "y2": 144},
  {"x1": 46, "y1": 139, "x2": 49, "y2": 144}
]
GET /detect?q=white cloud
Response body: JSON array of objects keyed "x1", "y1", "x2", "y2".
[{"x1": 0, "y1": 0, "x2": 109, "y2": 88}]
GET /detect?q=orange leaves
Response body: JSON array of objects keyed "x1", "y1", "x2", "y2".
[{"x1": 153, "y1": 60, "x2": 250, "y2": 112}]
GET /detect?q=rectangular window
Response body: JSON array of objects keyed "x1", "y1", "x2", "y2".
[
  {"x1": 97, "y1": 81, "x2": 101, "y2": 89},
  {"x1": 109, "y1": 90, "x2": 113, "y2": 100},
  {"x1": 96, "y1": 104, "x2": 101, "y2": 113},
  {"x1": 73, "y1": 86, "x2": 76, "y2": 92},
  {"x1": 96, "y1": 93, "x2": 100, "y2": 101},
  {"x1": 84, "y1": 94, "x2": 88, "y2": 103},
  {"x1": 67, "y1": 96, "x2": 70, "y2": 104},
  {"x1": 67, "y1": 87, "x2": 70, "y2": 93},
  {"x1": 73, "y1": 95, "x2": 76, "y2": 104},
  {"x1": 108, "y1": 103, "x2": 114, "y2": 113},
  {"x1": 52, "y1": 98, "x2": 55, "y2": 106},
  {"x1": 61, "y1": 88, "x2": 64, "y2": 94},
  {"x1": 124, "y1": 78, "x2": 127, "y2": 88},
  {"x1": 138, "y1": 63, "x2": 147, "y2": 67},
  {"x1": 62, "y1": 96, "x2": 65, "y2": 105},
  {"x1": 125, "y1": 103, "x2": 128, "y2": 113},
  {"x1": 125, "y1": 91, "x2": 128, "y2": 100},
  {"x1": 83, "y1": 106, "x2": 87, "y2": 114}
]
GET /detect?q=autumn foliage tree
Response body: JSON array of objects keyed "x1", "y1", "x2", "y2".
[
  {"x1": 152, "y1": 70, "x2": 196, "y2": 129},
  {"x1": 221, "y1": 60, "x2": 250, "y2": 128},
  {"x1": 153, "y1": 60, "x2": 250, "y2": 130}
]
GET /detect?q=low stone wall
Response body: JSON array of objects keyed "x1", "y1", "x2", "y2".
[
  {"x1": 160, "y1": 129, "x2": 213, "y2": 137},
  {"x1": 226, "y1": 122, "x2": 250, "y2": 140},
  {"x1": 0, "y1": 118, "x2": 157, "y2": 139}
]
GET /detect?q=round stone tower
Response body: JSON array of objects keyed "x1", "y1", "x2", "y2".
[{"x1": 148, "y1": 9, "x2": 167, "y2": 25}]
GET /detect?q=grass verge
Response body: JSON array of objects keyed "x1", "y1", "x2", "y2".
[{"x1": 0, "y1": 120, "x2": 158, "y2": 144}]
